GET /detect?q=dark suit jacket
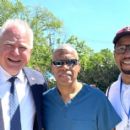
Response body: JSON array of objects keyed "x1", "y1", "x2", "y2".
[{"x1": 23, "y1": 67, "x2": 48, "y2": 130}]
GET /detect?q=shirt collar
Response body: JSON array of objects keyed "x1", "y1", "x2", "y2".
[
  {"x1": 0, "y1": 66, "x2": 25, "y2": 83},
  {"x1": 16, "y1": 70, "x2": 25, "y2": 82}
]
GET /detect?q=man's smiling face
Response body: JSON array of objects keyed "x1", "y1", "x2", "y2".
[{"x1": 0, "y1": 26, "x2": 32, "y2": 76}]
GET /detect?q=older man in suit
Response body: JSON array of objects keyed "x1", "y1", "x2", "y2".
[{"x1": 0, "y1": 19, "x2": 47, "y2": 130}]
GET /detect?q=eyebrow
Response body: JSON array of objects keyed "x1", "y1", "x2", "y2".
[
  {"x1": 4, "y1": 40, "x2": 16, "y2": 44},
  {"x1": 3, "y1": 40, "x2": 31, "y2": 49}
]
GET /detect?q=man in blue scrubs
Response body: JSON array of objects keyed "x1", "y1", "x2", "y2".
[{"x1": 43, "y1": 44, "x2": 121, "y2": 130}]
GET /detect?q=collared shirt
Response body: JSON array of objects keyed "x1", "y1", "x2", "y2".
[{"x1": 0, "y1": 66, "x2": 35, "y2": 130}]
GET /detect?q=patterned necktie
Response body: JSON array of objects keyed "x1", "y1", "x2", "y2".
[{"x1": 9, "y1": 77, "x2": 21, "y2": 130}]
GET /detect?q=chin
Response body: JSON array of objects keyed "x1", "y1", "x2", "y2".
[
  {"x1": 8, "y1": 68, "x2": 21, "y2": 75},
  {"x1": 122, "y1": 69, "x2": 130, "y2": 75}
]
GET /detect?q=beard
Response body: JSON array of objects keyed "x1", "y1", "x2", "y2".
[{"x1": 121, "y1": 68, "x2": 130, "y2": 75}]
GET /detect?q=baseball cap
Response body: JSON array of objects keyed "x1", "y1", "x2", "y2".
[{"x1": 113, "y1": 26, "x2": 130, "y2": 44}]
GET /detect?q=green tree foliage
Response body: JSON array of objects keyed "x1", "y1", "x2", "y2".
[
  {"x1": 0, "y1": 0, "x2": 26, "y2": 25},
  {"x1": 79, "y1": 49, "x2": 120, "y2": 92},
  {"x1": 28, "y1": 44, "x2": 52, "y2": 72},
  {"x1": 28, "y1": 6, "x2": 63, "y2": 46},
  {"x1": 66, "y1": 35, "x2": 93, "y2": 69},
  {"x1": 26, "y1": 6, "x2": 63, "y2": 72}
]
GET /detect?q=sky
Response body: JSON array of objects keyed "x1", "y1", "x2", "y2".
[{"x1": 22, "y1": 0, "x2": 130, "y2": 52}]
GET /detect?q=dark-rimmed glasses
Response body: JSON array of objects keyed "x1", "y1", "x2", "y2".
[
  {"x1": 52, "y1": 59, "x2": 79, "y2": 67},
  {"x1": 114, "y1": 45, "x2": 130, "y2": 54}
]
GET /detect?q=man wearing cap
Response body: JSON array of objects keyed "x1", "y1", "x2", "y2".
[{"x1": 106, "y1": 26, "x2": 130, "y2": 130}]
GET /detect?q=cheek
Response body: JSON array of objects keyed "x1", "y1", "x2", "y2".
[
  {"x1": 115, "y1": 55, "x2": 121, "y2": 64},
  {"x1": 75, "y1": 66, "x2": 80, "y2": 74},
  {"x1": 51, "y1": 66, "x2": 54, "y2": 74},
  {"x1": 114, "y1": 56, "x2": 122, "y2": 70},
  {"x1": 22, "y1": 51, "x2": 31, "y2": 62},
  {"x1": 0, "y1": 50, "x2": 8, "y2": 60},
  {"x1": 51, "y1": 66, "x2": 57, "y2": 77}
]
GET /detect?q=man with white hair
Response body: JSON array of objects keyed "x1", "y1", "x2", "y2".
[{"x1": 0, "y1": 19, "x2": 48, "y2": 130}]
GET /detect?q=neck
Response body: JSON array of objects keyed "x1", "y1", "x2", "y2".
[
  {"x1": 122, "y1": 73, "x2": 130, "y2": 84},
  {"x1": 57, "y1": 82, "x2": 83, "y2": 103}
]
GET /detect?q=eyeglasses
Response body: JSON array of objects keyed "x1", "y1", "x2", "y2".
[
  {"x1": 52, "y1": 59, "x2": 79, "y2": 67},
  {"x1": 114, "y1": 45, "x2": 130, "y2": 54}
]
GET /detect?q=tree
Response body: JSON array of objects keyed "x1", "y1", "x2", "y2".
[
  {"x1": 0, "y1": 0, "x2": 26, "y2": 26},
  {"x1": 80, "y1": 49, "x2": 119, "y2": 92},
  {"x1": 28, "y1": 44, "x2": 52, "y2": 72},
  {"x1": 26, "y1": 6, "x2": 63, "y2": 72},
  {"x1": 66, "y1": 35, "x2": 94, "y2": 69}
]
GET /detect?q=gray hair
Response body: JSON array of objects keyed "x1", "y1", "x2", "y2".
[
  {"x1": 53, "y1": 43, "x2": 79, "y2": 59},
  {"x1": 0, "y1": 19, "x2": 33, "y2": 49}
]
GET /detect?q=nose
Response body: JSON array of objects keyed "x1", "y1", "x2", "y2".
[
  {"x1": 125, "y1": 46, "x2": 130, "y2": 53},
  {"x1": 61, "y1": 64, "x2": 70, "y2": 69},
  {"x1": 12, "y1": 47, "x2": 20, "y2": 56},
  {"x1": 124, "y1": 47, "x2": 130, "y2": 57}
]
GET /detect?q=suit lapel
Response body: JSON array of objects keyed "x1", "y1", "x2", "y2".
[
  {"x1": 23, "y1": 67, "x2": 45, "y2": 86},
  {"x1": 23, "y1": 67, "x2": 37, "y2": 86}
]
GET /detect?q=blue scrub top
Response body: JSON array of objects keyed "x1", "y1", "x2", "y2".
[{"x1": 42, "y1": 84, "x2": 121, "y2": 130}]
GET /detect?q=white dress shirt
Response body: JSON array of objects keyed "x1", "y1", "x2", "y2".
[
  {"x1": 107, "y1": 74, "x2": 130, "y2": 130},
  {"x1": 0, "y1": 66, "x2": 35, "y2": 130}
]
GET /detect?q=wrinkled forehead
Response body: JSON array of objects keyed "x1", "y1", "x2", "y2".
[
  {"x1": 0, "y1": 26, "x2": 31, "y2": 48},
  {"x1": 1, "y1": 26, "x2": 26, "y2": 41},
  {"x1": 53, "y1": 48, "x2": 79, "y2": 60}
]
